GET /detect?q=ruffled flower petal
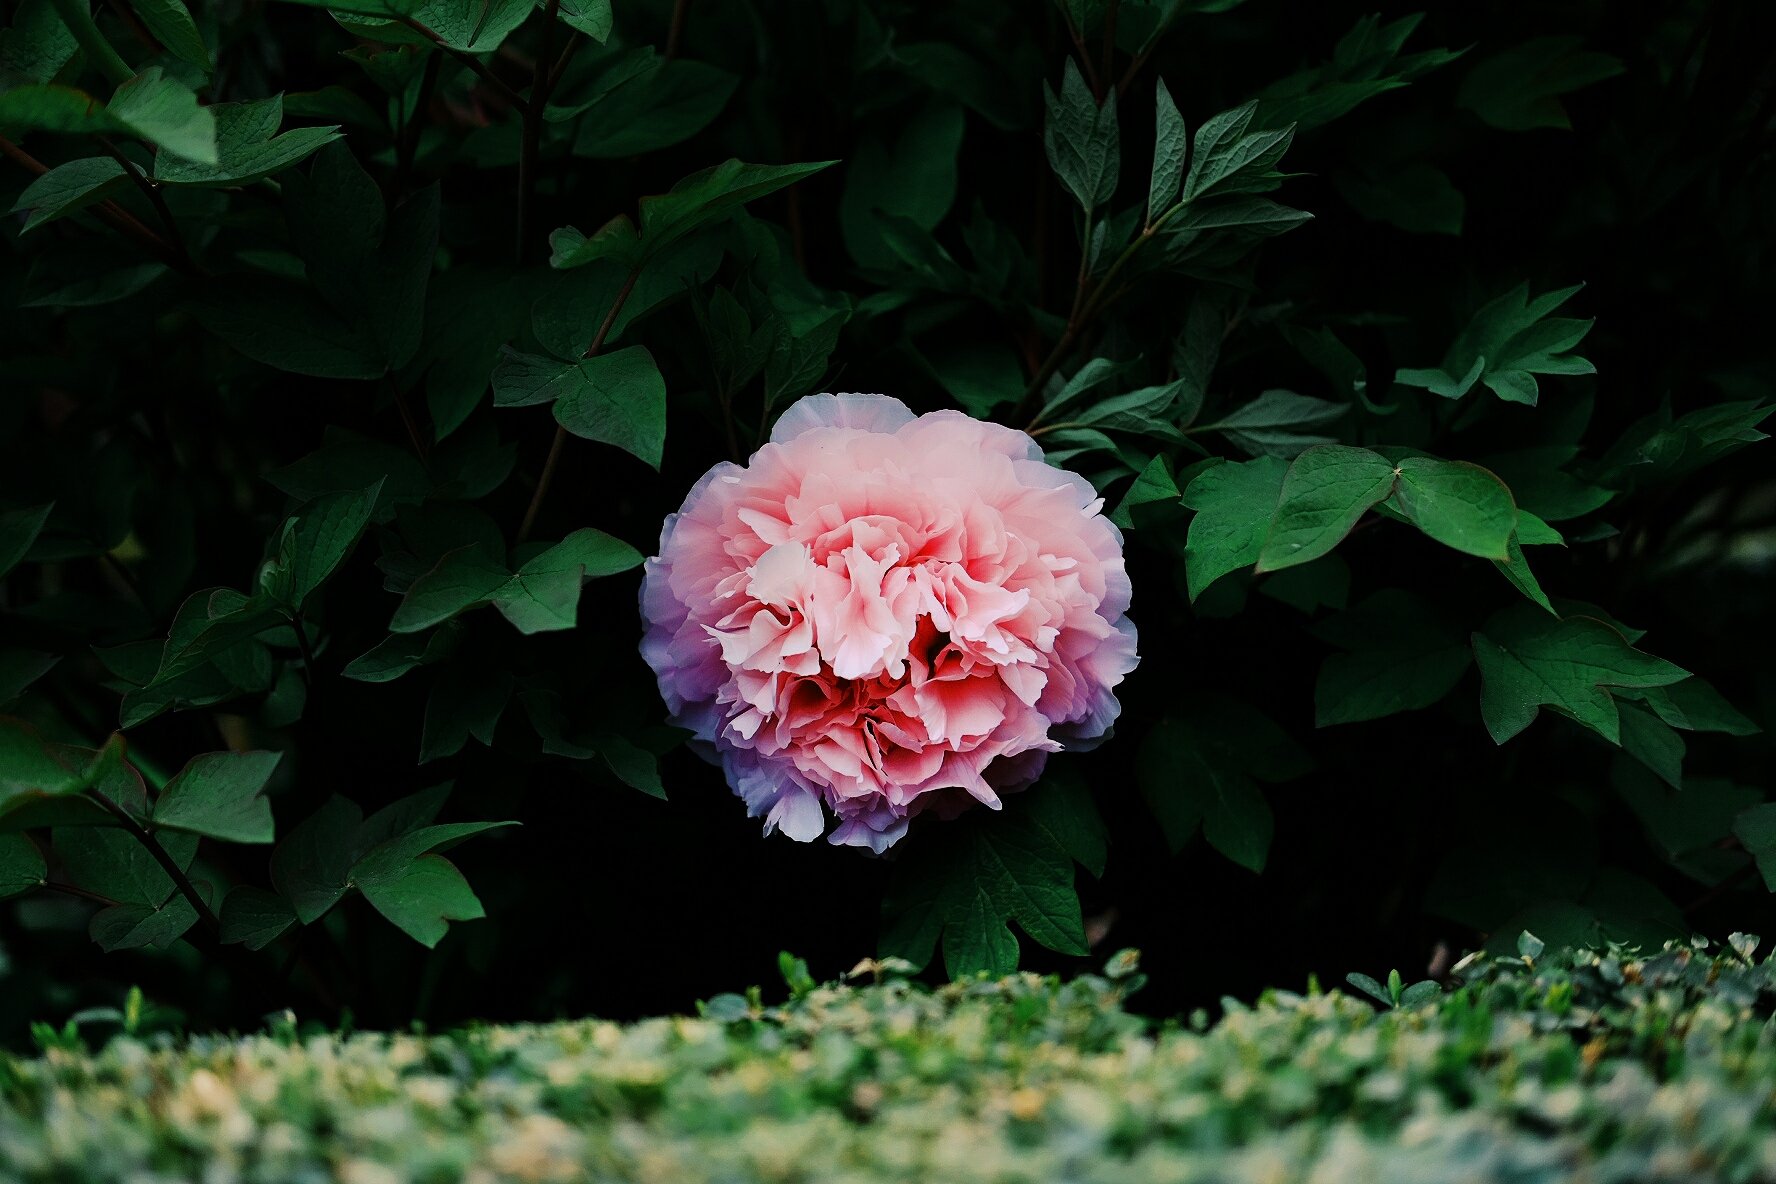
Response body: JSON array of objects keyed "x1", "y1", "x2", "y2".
[{"x1": 640, "y1": 392, "x2": 1137, "y2": 850}]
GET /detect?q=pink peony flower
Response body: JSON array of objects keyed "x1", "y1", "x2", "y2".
[{"x1": 639, "y1": 393, "x2": 1137, "y2": 852}]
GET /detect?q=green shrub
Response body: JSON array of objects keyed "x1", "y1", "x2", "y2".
[{"x1": 4, "y1": 938, "x2": 1776, "y2": 1182}]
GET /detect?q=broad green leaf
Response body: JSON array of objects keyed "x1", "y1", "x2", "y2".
[
  {"x1": 1623, "y1": 678, "x2": 1760, "y2": 737},
  {"x1": 1733, "y1": 804, "x2": 1776, "y2": 892},
  {"x1": 1493, "y1": 536, "x2": 1555, "y2": 614},
  {"x1": 390, "y1": 547, "x2": 510, "y2": 633},
  {"x1": 841, "y1": 102, "x2": 965, "y2": 269},
  {"x1": 0, "y1": 504, "x2": 53, "y2": 579},
  {"x1": 1598, "y1": 402, "x2": 1774, "y2": 489},
  {"x1": 1147, "y1": 78, "x2": 1187, "y2": 222},
  {"x1": 1020, "y1": 772, "x2": 1108, "y2": 879},
  {"x1": 127, "y1": 0, "x2": 210, "y2": 69},
  {"x1": 90, "y1": 897, "x2": 199, "y2": 950},
  {"x1": 1181, "y1": 456, "x2": 1286, "y2": 599},
  {"x1": 557, "y1": 0, "x2": 613, "y2": 40},
  {"x1": 156, "y1": 96, "x2": 341, "y2": 186},
  {"x1": 1396, "y1": 283, "x2": 1594, "y2": 406},
  {"x1": 141, "y1": 587, "x2": 279, "y2": 689},
  {"x1": 348, "y1": 819, "x2": 517, "y2": 945},
  {"x1": 1614, "y1": 765, "x2": 1759, "y2": 874},
  {"x1": 104, "y1": 68, "x2": 218, "y2": 164},
  {"x1": 420, "y1": 667, "x2": 512, "y2": 761},
  {"x1": 1458, "y1": 36, "x2": 1625, "y2": 132},
  {"x1": 637, "y1": 159, "x2": 835, "y2": 259},
  {"x1": 1200, "y1": 389, "x2": 1345, "y2": 457},
  {"x1": 0, "y1": 651, "x2": 58, "y2": 705},
  {"x1": 1183, "y1": 104, "x2": 1294, "y2": 203},
  {"x1": 1110, "y1": 454, "x2": 1182, "y2": 529},
  {"x1": 152, "y1": 750, "x2": 282, "y2": 844},
  {"x1": 1314, "y1": 591, "x2": 1471, "y2": 726},
  {"x1": 0, "y1": 0, "x2": 77, "y2": 84},
  {"x1": 352, "y1": 853, "x2": 485, "y2": 948},
  {"x1": 1137, "y1": 705, "x2": 1307, "y2": 871},
  {"x1": 880, "y1": 801, "x2": 1092, "y2": 976},
  {"x1": 1619, "y1": 703, "x2": 1685, "y2": 790},
  {"x1": 270, "y1": 482, "x2": 383, "y2": 610},
  {"x1": 1388, "y1": 457, "x2": 1517, "y2": 560},
  {"x1": 551, "y1": 345, "x2": 669, "y2": 469},
  {"x1": 1170, "y1": 196, "x2": 1311, "y2": 235},
  {"x1": 573, "y1": 60, "x2": 738, "y2": 159},
  {"x1": 218, "y1": 886, "x2": 297, "y2": 950},
  {"x1": 1255, "y1": 446, "x2": 1396, "y2": 573},
  {"x1": 270, "y1": 795, "x2": 362, "y2": 923},
  {"x1": 190, "y1": 276, "x2": 385, "y2": 379},
  {"x1": 284, "y1": 146, "x2": 437, "y2": 370},
  {"x1": 55, "y1": 825, "x2": 198, "y2": 907},
  {"x1": 10, "y1": 157, "x2": 128, "y2": 232},
  {"x1": 1473, "y1": 606, "x2": 1689, "y2": 745},
  {"x1": 1335, "y1": 162, "x2": 1463, "y2": 235},
  {"x1": 764, "y1": 313, "x2": 845, "y2": 409},
  {"x1": 1042, "y1": 57, "x2": 1118, "y2": 211},
  {"x1": 1255, "y1": 13, "x2": 1462, "y2": 132},
  {"x1": 547, "y1": 216, "x2": 642, "y2": 271},
  {"x1": 341, "y1": 626, "x2": 458, "y2": 683},
  {"x1": 0, "y1": 833, "x2": 46, "y2": 898}
]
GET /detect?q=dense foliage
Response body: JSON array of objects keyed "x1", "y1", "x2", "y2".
[
  {"x1": 1, "y1": 0, "x2": 1774, "y2": 1031},
  {"x1": 7, "y1": 938, "x2": 1776, "y2": 1181}
]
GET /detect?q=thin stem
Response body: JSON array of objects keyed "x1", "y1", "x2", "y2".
[
  {"x1": 290, "y1": 615, "x2": 319, "y2": 693},
  {"x1": 99, "y1": 550, "x2": 151, "y2": 615},
  {"x1": 395, "y1": 50, "x2": 441, "y2": 200},
  {"x1": 1019, "y1": 202, "x2": 1185, "y2": 424},
  {"x1": 397, "y1": 17, "x2": 529, "y2": 112},
  {"x1": 0, "y1": 135, "x2": 180, "y2": 266},
  {"x1": 50, "y1": 0, "x2": 133, "y2": 87},
  {"x1": 517, "y1": 0, "x2": 561, "y2": 265},
  {"x1": 388, "y1": 376, "x2": 431, "y2": 461},
  {"x1": 85, "y1": 789, "x2": 220, "y2": 936},
  {"x1": 1063, "y1": 11, "x2": 1104, "y2": 98},
  {"x1": 516, "y1": 266, "x2": 642, "y2": 541},
  {"x1": 1099, "y1": 0, "x2": 1120, "y2": 95},
  {"x1": 665, "y1": 0, "x2": 692, "y2": 61},
  {"x1": 1116, "y1": 43, "x2": 1157, "y2": 97},
  {"x1": 95, "y1": 135, "x2": 196, "y2": 272},
  {"x1": 41, "y1": 881, "x2": 123, "y2": 907}
]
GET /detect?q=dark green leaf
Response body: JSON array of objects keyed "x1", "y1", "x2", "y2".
[
  {"x1": 0, "y1": 833, "x2": 46, "y2": 898},
  {"x1": 1388, "y1": 457, "x2": 1517, "y2": 560},
  {"x1": 1255, "y1": 446, "x2": 1397, "y2": 573},
  {"x1": 127, "y1": 0, "x2": 211, "y2": 69},
  {"x1": 1147, "y1": 78, "x2": 1187, "y2": 222},
  {"x1": 1458, "y1": 36, "x2": 1625, "y2": 131},
  {"x1": 1733, "y1": 805, "x2": 1776, "y2": 892},
  {"x1": 1314, "y1": 591, "x2": 1471, "y2": 726},
  {"x1": 10, "y1": 157, "x2": 128, "y2": 232},
  {"x1": 90, "y1": 897, "x2": 199, "y2": 951},
  {"x1": 551, "y1": 345, "x2": 669, "y2": 469},
  {"x1": 0, "y1": 504, "x2": 53, "y2": 579},
  {"x1": 218, "y1": 886, "x2": 297, "y2": 950},
  {"x1": 1473, "y1": 605, "x2": 1690, "y2": 745},
  {"x1": 156, "y1": 96, "x2": 341, "y2": 186},
  {"x1": 1042, "y1": 57, "x2": 1119, "y2": 211},
  {"x1": 637, "y1": 159, "x2": 835, "y2": 258},
  {"x1": 152, "y1": 750, "x2": 282, "y2": 844},
  {"x1": 1180, "y1": 456, "x2": 1287, "y2": 599}
]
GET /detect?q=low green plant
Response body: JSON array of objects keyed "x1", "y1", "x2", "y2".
[{"x1": 6, "y1": 938, "x2": 1776, "y2": 1182}]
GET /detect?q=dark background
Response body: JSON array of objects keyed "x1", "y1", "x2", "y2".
[{"x1": 2, "y1": 0, "x2": 1772, "y2": 1036}]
